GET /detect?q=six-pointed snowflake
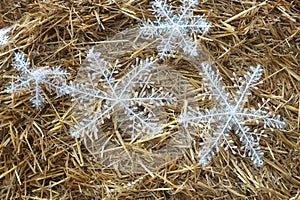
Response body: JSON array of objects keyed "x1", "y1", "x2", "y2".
[
  {"x1": 66, "y1": 48, "x2": 175, "y2": 139},
  {"x1": 140, "y1": 0, "x2": 210, "y2": 57},
  {"x1": 5, "y1": 52, "x2": 69, "y2": 108},
  {"x1": 179, "y1": 64, "x2": 285, "y2": 166}
]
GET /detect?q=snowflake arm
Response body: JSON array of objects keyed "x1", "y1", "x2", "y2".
[{"x1": 0, "y1": 25, "x2": 14, "y2": 47}]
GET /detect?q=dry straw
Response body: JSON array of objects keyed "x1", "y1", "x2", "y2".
[{"x1": 0, "y1": 0, "x2": 299, "y2": 199}]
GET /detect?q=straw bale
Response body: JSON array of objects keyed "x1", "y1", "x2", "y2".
[{"x1": 0, "y1": 0, "x2": 299, "y2": 199}]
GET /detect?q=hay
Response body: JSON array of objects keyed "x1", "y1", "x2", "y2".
[{"x1": 0, "y1": 0, "x2": 299, "y2": 199}]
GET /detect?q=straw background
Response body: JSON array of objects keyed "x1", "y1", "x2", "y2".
[{"x1": 0, "y1": 0, "x2": 299, "y2": 199}]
